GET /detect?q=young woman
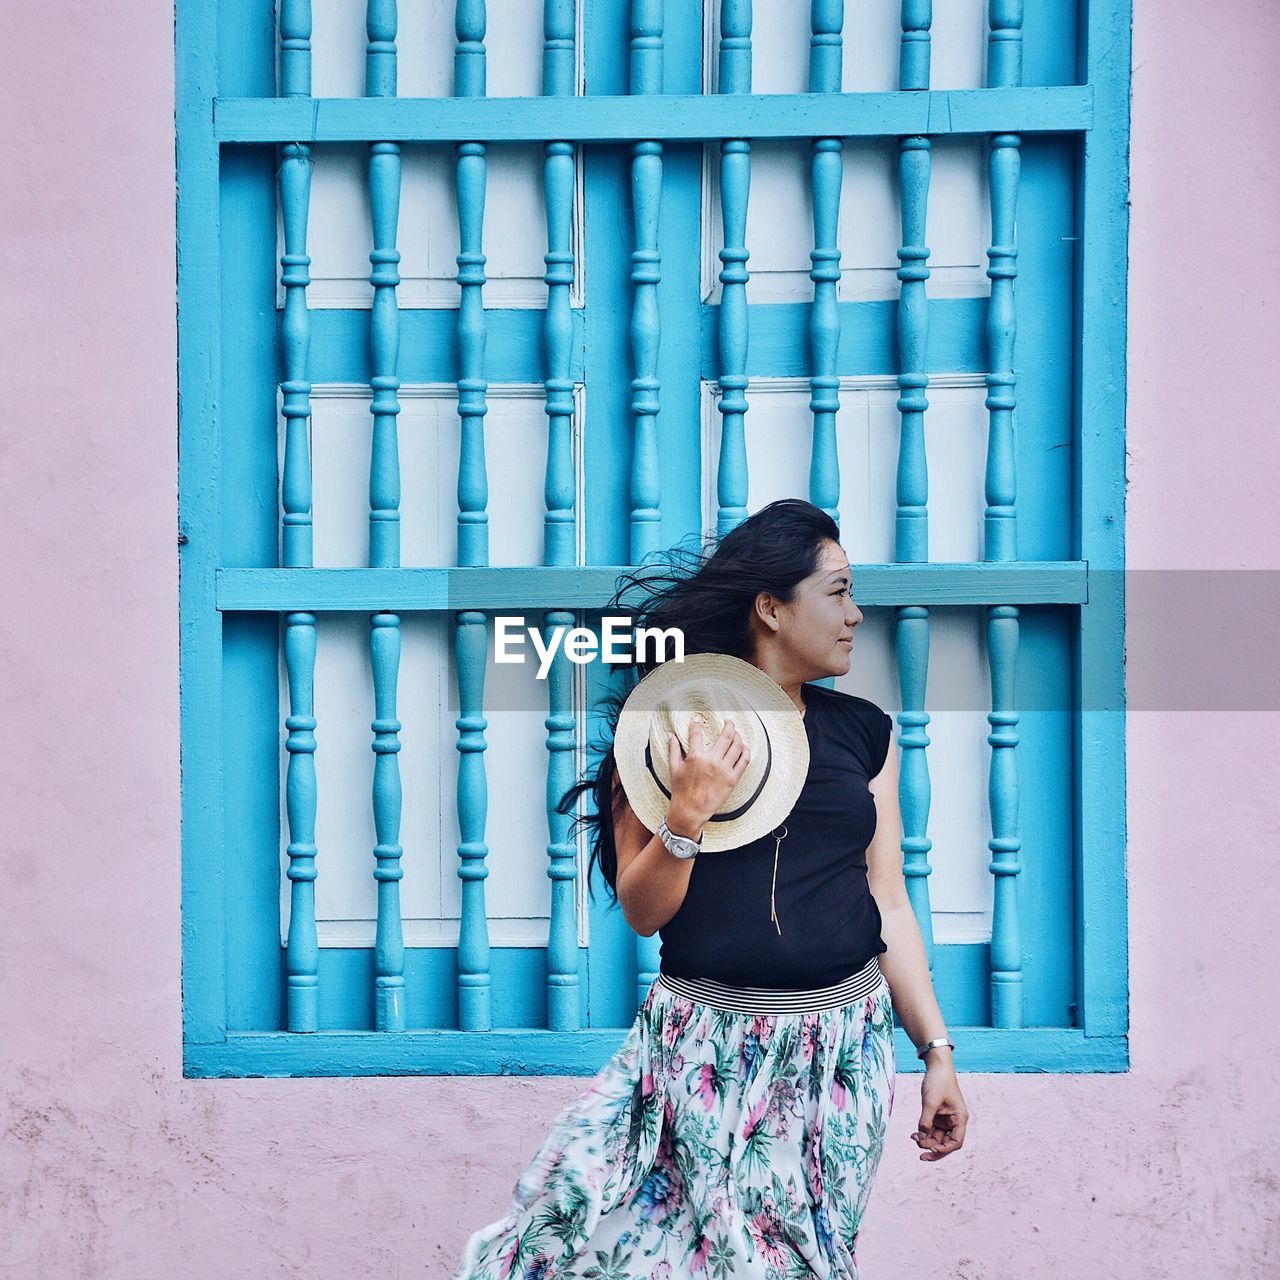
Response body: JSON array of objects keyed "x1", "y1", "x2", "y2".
[{"x1": 451, "y1": 498, "x2": 968, "y2": 1279}]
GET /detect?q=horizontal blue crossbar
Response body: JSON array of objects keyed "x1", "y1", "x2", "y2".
[
  {"x1": 212, "y1": 563, "x2": 1090, "y2": 611},
  {"x1": 299, "y1": 299, "x2": 990, "y2": 384},
  {"x1": 214, "y1": 86, "x2": 1093, "y2": 144},
  {"x1": 185, "y1": 1026, "x2": 1128, "y2": 1077}
]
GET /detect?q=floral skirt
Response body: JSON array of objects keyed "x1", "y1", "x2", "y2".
[{"x1": 450, "y1": 955, "x2": 896, "y2": 1280}]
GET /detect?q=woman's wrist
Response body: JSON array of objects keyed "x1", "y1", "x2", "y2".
[{"x1": 664, "y1": 800, "x2": 710, "y2": 841}]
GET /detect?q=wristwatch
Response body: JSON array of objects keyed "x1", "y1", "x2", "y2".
[{"x1": 657, "y1": 818, "x2": 703, "y2": 860}]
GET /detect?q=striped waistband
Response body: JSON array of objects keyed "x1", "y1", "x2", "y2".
[{"x1": 655, "y1": 954, "x2": 885, "y2": 1014}]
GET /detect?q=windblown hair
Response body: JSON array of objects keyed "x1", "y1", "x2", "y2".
[{"x1": 555, "y1": 498, "x2": 841, "y2": 907}]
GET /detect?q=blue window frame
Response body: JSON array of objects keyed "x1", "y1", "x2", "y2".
[{"x1": 178, "y1": 0, "x2": 1131, "y2": 1077}]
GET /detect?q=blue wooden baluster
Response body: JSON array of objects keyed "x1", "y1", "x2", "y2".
[
  {"x1": 984, "y1": 0, "x2": 1024, "y2": 1027},
  {"x1": 895, "y1": 605, "x2": 933, "y2": 954},
  {"x1": 365, "y1": 0, "x2": 407, "y2": 1032},
  {"x1": 807, "y1": 0, "x2": 842, "y2": 526},
  {"x1": 541, "y1": 0, "x2": 581, "y2": 1031},
  {"x1": 369, "y1": 617, "x2": 405, "y2": 1031},
  {"x1": 454, "y1": 0, "x2": 493, "y2": 1032},
  {"x1": 278, "y1": 0, "x2": 320, "y2": 1034},
  {"x1": 629, "y1": 0, "x2": 663, "y2": 568},
  {"x1": 715, "y1": 0, "x2": 751, "y2": 538},
  {"x1": 895, "y1": 1, "x2": 937, "y2": 963},
  {"x1": 628, "y1": 0, "x2": 664, "y2": 1008},
  {"x1": 896, "y1": 0, "x2": 931, "y2": 565}
]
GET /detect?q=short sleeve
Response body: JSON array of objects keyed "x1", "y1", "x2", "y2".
[{"x1": 870, "y1": 709, "x2": 893, "y2": 777}]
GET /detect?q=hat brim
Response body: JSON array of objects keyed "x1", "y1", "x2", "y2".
[{"x1": 613, "y1": 653, "x2": 809, "y2": 853}]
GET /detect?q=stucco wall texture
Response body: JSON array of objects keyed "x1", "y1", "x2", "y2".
[{"x1": 1, "y1": 3, "x2": 1276, "y2": 1277}]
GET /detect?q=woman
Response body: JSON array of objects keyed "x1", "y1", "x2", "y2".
[{"x1": 451, "y1": 498, "x2": 968, "y2": 1279}]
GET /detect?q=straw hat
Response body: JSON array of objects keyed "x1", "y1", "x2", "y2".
[{"x1": 613, "y1": 652, "x2": 810, "y2": 853}]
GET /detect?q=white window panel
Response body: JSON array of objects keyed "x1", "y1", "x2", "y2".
[
  {"x1": 866, "y1": 381, "x2": 991, "y2": 566},
  {"x1": 285, "y1": 143, "x2": 584, "y2": 309},
  {"x1": 309, "y1": 0, "x2": 584, "y2": 98},
  {"x1": 700, "y1": 0, "x2": 991, "y2": 304},
  {"x1": 700, "y1": 374, "x2": 989, "y2": 564},
  {"x1": 277, "y1": 613, "x2": 592, "y2": 949},
  {"x1": 702, "y1": 0, "x2": 988, "y2": 95},
  {"x1": 286, "y1": 0, "x2": 586, "y2": 308},
  {"x1": 913, "y1": 623, "x2": 1000, "y2": 944},
  {"x1": 275, "y1": 383, "x2": 589, "y2": 948},
  {"x1": 702, "y1": 136, "x2": 991, "y2": 303},
  {"x1": 283, "y1": 383, "x2": 585, "y2": 569}
]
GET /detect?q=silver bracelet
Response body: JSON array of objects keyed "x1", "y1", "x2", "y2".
[{"x1": 915, "y1": 1036, "x2": 955, "y2": 1061}]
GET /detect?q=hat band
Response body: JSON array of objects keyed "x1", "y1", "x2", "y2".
[{"x1": 642, "y1": 716, "x2": 774, "y2": 824}]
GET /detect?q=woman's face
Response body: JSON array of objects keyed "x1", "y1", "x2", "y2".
[{"x1": 765, "y1": 538, "x2": 864, "y2": 678}]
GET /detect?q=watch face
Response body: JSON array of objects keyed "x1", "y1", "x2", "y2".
[{"x1": 661, "y1": 823, "x2": 698, "y2": 858}]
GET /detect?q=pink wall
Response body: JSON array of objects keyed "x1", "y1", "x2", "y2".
[{"x1": 1, "y1": 2, "x2": 1276, "y2": 1276}]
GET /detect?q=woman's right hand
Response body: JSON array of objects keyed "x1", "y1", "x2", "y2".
[{"x1": 666, "y1": 716, "x2": 751, "y2": 836}]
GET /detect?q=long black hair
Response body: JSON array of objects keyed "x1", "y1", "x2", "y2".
[{"x1": 555, "y1": 497, "x2": 841, "y2": 906}]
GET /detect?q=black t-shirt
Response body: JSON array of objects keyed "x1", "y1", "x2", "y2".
[{"x1": 657, "y1": 682, "x2": 893, "y2": 988}]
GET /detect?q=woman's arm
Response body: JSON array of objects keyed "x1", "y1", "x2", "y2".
[
  {"x1": 613, "y1": 790, "x2": 708, "y2": 937},
  {"x1": 866, "y1": 740, "x2": 952, "y2": 1057},
  {"x1": 866, "y1": 731, "x2": 970, "y2": 1161},
  {"x1": 613, "y1": 716, "x2": 750, "y2": 936}
]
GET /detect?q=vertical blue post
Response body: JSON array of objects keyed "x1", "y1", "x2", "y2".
[
  {"x1": 278, "y1": 0, "x2": 320, "y2": 1034},
  {"x1": 627, "y1": 0, "x2": 665, "y2": 1007},
  {"x1": 541, "y1": 0, "x2": 582, "y2": 1031},
  {"x1": 895, "y1": 1, "x2": 937, "y2": 962},
  {"x1": 984, "y1": 0, "x2": 1024, "y2": 1027},
  {"x1": 454, "y1": 0, "x2": 493, "y2": 1031},
  {"x1": 807, "y1": 0, "x2": 843, "y2": 527},
  {"x1": 628, "y1": 0, "x2": 664, "y2": 568},
  {"x1": 715, "y1": 0, "x2": 752, "y2": 537},
  {"x1": 363, "y1": 0, "x2": 407, "y2": 1033}
]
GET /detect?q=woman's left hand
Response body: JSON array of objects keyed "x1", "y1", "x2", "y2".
[{"x1": 912, "y1": 1062, "x2": 968, "y2": 1161}]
